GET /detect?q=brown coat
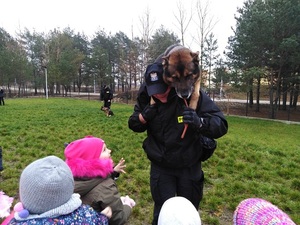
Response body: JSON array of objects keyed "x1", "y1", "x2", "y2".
[{"x1": 74, "y1": 176, "x2": 131, "y2": 225}]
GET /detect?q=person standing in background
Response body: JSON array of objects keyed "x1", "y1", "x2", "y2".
[
  {"x1": 0, "y1": 146, "x2": 3, "y2": 171},
  {"x1": 0, "y1": 89, "x2": 5, "y2": 106},
  {"x1": 100, "y1": 85, "x2": 113, "y2": 109}
]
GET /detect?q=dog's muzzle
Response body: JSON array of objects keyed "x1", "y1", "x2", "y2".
[
  {"x1": 175, "y1": 86, "x2": 194, "y2": 99},
  {"x1": 172, "y1": 78, "x2": 195, "y2": 99}
]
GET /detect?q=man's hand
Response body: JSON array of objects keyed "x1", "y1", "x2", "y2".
[
  {"x1": 141, "y1": 104, "x2": 157, "y2": 122},
  {"x1": 182, "y1": 107, "x2": 203, "y2": 128},
  {"x1": 114, "y1": 158, "x2": 126, "y2": 174}
]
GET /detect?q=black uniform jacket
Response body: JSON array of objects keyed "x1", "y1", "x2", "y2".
[{"x1": 128, "y1": 84, "x2": 228, "y2": 169}]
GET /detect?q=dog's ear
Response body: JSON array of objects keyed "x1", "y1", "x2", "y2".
[
  {"x1": 191, "y1": 51, "x2": 200, "y2": 75},
  {"x1": 161, "y1": 56, "x2": 169, "y2": 67},
  {"x1": 161, "y1": 56, "x2": 171, "y2": 78},
  {"x1": 191, "y1": 51, "x2": 200, "y2": 65}
]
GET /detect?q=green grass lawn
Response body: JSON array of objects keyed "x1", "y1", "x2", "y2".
[{"x1": 0, "y1": 98, "x2": 299, "y2": 225}]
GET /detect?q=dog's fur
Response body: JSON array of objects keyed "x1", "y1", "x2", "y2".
[
  {"x1": 101, "y1": 106, "x2": 114, "y2": 117},
  {"x1": 161, "y1": 45, "x2": 200, "y2": 109}
]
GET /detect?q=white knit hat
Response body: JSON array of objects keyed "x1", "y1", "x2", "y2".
[
  {"x1": 19, "y1": 156, "x2": 81, "y2": 218},
  {"x1": 158, "y1": 196, "x2": 201, "y2": 225}
]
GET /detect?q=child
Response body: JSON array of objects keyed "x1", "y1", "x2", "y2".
[
  {"x1": 233, "y1": 198, "x2": 296, "y2": 225},
  {"x1": 64, "y1": 135, "x2": 135, "y2": 225},
  {"x1": 5, "y1": 155, "x2": 110, "y2": 225},
  {"x1": 158, "y1": 196, "x2": 201, "y2": 225}
]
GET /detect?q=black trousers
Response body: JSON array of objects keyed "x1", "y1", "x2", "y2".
[
  {"x1": 150, "y1": 162, "x2": 204, "y2": 225},
  {"x1": 0, "y1": 97, "x2": 4, "y2": 105},
  {"x1": 104, "y1": 99, "x2": 111, "y2": 108}
]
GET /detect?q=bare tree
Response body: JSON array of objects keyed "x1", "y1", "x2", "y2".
[
  {"x1": 173, "y1": 0, "x2": 193, "y2": 46},
  {"x1": 193, "y1": 0, "x2": 217, "y2": 76},
  {"x1": 139, "y1": 7, "x2": 155, "y2": 65}
]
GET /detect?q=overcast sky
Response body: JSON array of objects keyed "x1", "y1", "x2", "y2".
[{"x1": 0, "y1": 0, "x2": 245, "y2": 55}]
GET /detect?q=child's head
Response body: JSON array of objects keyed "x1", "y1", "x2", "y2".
[
  {"x1": 65, "y1": 136, "x2": 106, "y2": 160},
  {"x1": 233, "y1": 198, "x2": 296, "y2": 225},
  {"x1": 158, "y1": 196, "x2": 201, "y2": 225},
  {"x1": 64, "y1": 136, "x2": 114, "y2": 178},
  {"x1": 17, "y1": 155, "x2": 81, "y2": 219}
]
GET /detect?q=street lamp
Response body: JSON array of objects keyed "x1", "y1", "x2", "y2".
[
  {"x1": 44, "y1": 66, "x2": 48, "y2": 99},
  {"x1": 42, "y1": 47, "x2": 49, "y2": 99},
  {"x1": 94, "y1": 74, "x2": 96, "y2": 93}
]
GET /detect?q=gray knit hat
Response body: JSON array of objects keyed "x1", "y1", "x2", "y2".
[{"x1": 19, "y1": 155, "x2": 77, "y2": 215}]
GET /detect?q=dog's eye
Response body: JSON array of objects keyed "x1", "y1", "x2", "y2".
[
  {"x1": 183, "y1": 73, "x2": 193, "y2": 81},
  {"x1": 172, "y1": 76, "x2": 180, "y2": 82}
]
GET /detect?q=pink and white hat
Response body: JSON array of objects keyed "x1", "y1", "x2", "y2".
[{"x1": 233, "y1": 198, "x2": 296, "y2": 225}]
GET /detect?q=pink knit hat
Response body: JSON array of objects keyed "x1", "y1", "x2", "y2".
[
  {"x1": 65, "y1": 135, "x2": 104, "y2": 161},
  {"x1": 64, "y1": 136, "x2": 113, "y2": 178},
  {"x1": 233, "y1": 198, "x2": 296, "y2": 225}
]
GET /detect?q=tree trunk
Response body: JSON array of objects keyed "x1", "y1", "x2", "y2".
[
  {"x1": 249, "y1": 78, "x2": 253, "y2": 107},
  {"x1": 269, "y1": 69, "x2": 275, "y2": 119},
  {"x1": 256, "y1": 75, "x2": 260, "y2": 112},
  {"x1": 292, "y1": 83, "x2": 299, "y2": 108},
  {"x1": 282, "y1": 79, "x2": 287, "y2": 110}
]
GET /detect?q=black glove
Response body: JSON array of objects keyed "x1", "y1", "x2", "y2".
[
  {"x1": 200, "y1": 136, "x2": 217, "y2": 161},
  {"x1": 141, "y1": 104, "x2": 158, "y2": 122},
  {"x1": 182, "y1": 107, "x2": 203, "y2": 128}
]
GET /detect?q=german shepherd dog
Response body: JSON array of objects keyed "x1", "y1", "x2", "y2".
[
  {"x1": 161, "y1": 44, "x2": 201, "y2": 110},
  {"x1": 101, "y1": 106, "x2": 114, "y2": 117},
  {"x1": 159, "y1": 44, "x2": 200, "y2": 138}
]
